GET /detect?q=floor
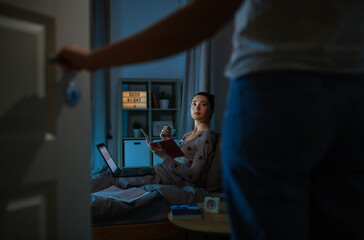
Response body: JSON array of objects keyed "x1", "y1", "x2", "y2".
[{"x1": 151, "y1": 233, "x2": 230, "y2": 240}]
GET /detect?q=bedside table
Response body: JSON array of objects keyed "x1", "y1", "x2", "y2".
[{"x1": 168, "y1": 202, "x2": 230, "y2": 239}]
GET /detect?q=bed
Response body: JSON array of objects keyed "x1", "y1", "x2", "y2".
[{"x1": 91, "y1": 135, "x2": 224, "y2": 240}]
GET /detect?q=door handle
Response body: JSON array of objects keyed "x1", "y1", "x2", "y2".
[
  {"x1": 49, "y1": 57, "x2": 81, "y2": 107},
  {"x1": 64, "y1": 82, "x2": 81, "y2": 106}
]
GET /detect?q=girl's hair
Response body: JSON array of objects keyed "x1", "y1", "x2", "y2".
[{"x1": 193, "y1": 92, "x2": 215, "y2": 112}]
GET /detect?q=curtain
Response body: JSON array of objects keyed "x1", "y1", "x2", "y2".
[
  {"x1": 180, "y1": 40, "x2": 212, "y2": 136},
  {"x1": 90, "y1": 0, "x2": 110, "y2": 175}
]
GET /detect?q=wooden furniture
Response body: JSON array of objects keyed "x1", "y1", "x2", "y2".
[
  {"x1": 92, "y1": 221, "x2": 186, "y2": 240},
  {"x1": 168, "y1": 202, "x2": 231, "y2": 237},
  {"x1": 118, "y1": 78, "x2": 181, "y2": 167}
]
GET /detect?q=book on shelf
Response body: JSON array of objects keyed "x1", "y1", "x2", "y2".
[
  {"x1": 152, "y1": 92, "x2": 158, "y2": 108},
  {"x1": 170, "y1": 203, "x2": 202, "y2": 220},
  {"x1": 92, "y1": 185, "x2": 150, "y2": 203}
]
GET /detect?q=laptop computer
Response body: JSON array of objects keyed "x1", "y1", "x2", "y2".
[{"x1": 97, "y1": 143, "x2": 155, "y2": 177}]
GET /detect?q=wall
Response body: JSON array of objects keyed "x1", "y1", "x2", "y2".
[
  {"x1": 108, "y1": 0, "x2": 187, "y2": 158},
  {"x1": 108, "y1": 0, "x2": 234, "y2": 158}
]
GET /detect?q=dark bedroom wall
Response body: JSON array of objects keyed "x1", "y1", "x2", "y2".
[
  {"x1": 108, "y1": 0, "x2": 187, "y2": 159},
  {"x1": 107, "y1": 0, "x2": 233, "y2": 158}
]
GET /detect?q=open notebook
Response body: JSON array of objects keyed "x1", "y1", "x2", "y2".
[
  {"x1": 97, "y1": 143, "x2": 155, "y2": 177},
  {"x1": 140, "y1": 129, "x2": 185, "y2": 158},
  {"x1": 92, "y1": 185, "x2": 149, "y2": 203}
]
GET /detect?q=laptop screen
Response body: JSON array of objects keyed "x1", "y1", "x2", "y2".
[{"x1": 97, "y1": 144, "x2": 118, "y2": 173}]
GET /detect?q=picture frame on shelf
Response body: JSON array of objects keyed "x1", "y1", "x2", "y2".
[{"x1": 152, "y1": 121, "x2": 174, "y2": 137}]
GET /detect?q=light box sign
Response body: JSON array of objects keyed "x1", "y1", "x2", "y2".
[{"x1": 122, "y1": 91, "x2": 147, "y2": 108}]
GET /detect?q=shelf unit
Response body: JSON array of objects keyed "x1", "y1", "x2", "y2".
[{"x1": 118, "y1": 78, "x2": 181, "y2": 167}]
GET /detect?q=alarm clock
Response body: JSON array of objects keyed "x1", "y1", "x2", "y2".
[{"x1": 204, "y1": 197, "x2": 220, "y2": 213}]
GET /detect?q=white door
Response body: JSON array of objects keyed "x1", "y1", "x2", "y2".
[{"x1": 0, "y1": 1, "x2": 91, "y2": 239}]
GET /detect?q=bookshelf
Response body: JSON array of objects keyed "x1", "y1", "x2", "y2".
[{"x1": 118, "y1": 78, "x2": 181, "y2": 167}]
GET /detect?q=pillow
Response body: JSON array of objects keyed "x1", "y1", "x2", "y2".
[{"x1": 206, "y1": 134, "x2": 223, "y2": 192}]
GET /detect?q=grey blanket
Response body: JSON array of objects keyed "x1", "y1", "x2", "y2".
[{"x1": 90, "y1": 176, "x2": 212, "y2": 219}]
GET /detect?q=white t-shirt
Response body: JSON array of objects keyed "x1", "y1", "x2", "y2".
[{"x1": 225, "y1": 0, "x2": 364, "y2": 79}]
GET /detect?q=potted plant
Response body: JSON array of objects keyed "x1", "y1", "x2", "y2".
[
  {"x1": 132, "y1": 121, "x2": 142, "y2": 137},
  {"x1": 159, "y1": 91, "x2": 170, "y2": 109}
]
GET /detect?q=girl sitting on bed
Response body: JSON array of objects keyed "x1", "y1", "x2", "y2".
[{"x1": 92, "y1": 92, "x2": 216, "y2": 191}]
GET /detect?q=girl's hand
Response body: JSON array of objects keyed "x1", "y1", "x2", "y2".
[{"x1": 160, "y1": 126, "x2": 172, "y2": 141}]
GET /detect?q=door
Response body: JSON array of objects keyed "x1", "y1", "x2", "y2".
[{"x1": 0, "y1": 1, "x2": 91, "y2": 239}]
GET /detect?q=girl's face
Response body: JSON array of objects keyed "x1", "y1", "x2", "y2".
[{"x1": 190, "y1": 95, "x2": 212, "y2": 121}]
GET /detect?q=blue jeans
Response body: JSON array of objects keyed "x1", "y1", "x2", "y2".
[{"x1": 222, "y1": 71, "x2": 364, "y2": 240}]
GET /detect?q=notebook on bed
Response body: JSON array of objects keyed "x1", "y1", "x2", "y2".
[{"x1": 97, "y1": 143, "x2": 155, "y2": 177}]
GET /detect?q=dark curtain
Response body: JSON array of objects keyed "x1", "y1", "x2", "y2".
[
  {"x1": 180, "y1": 0, "x2": 213, "y2": 134},
  {"x1": 90, "y1": 0, "x2": 110, "y2": 175},
  {"x1": 180, "y1": 40, "x2": 212, "y2": 134}
]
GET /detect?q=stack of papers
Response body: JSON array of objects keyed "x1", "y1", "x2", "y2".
[{"x1": 93, "y1": 185, "x2": 150, "y2": 203}]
